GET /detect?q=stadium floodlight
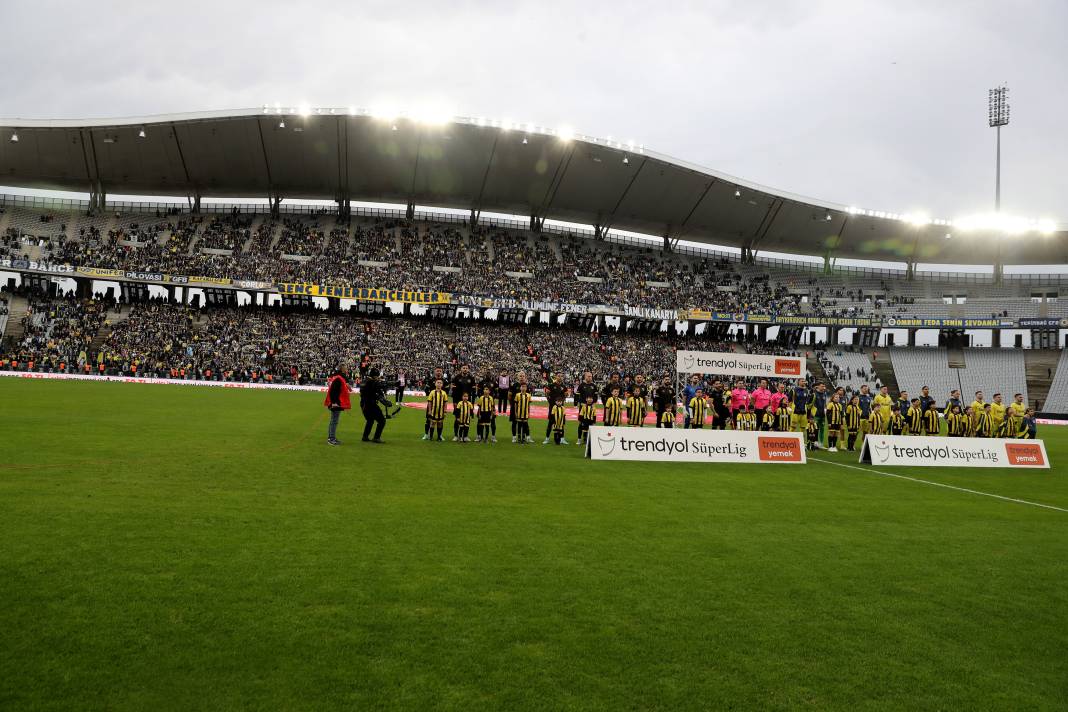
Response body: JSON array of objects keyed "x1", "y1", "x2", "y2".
[
  {"x1": 825, "y1": 214, "x2": 833, "y2": 221},
  {"x1": 278, "y1": 120, "x2": 285, "y2": 129},
  {"x1": 988, "y1": 85, "x2": 1009, "y2": 211},
  {"x1": 1037, "y1": 219, "x2": 1057, "y2": 235},
  {"x1": 622, "y1": 155, "x2": 629, "y2": 164},
  {"x1": 9, "y1": 131, "x2": 17, "y2": 143},
  {"x1": 558, "y1": 126, "x2": 574, "y2": 142},
  {"x1": 522, "y1": 136, "x2": 528, "y2": 145},
  {"x1": 262, "y1": 105, "x2": 269, "y2": 114},
  {"x1": 298, "y1": 104, "x2": 311, "y2": 117},
  {"x1": 391, "y1": 123, "x2": 398, "y2": 131},
  {"x1": 945, "y1": 233, "x2": 952, "y2": 240},
  {"x1": 138, "y1": 128, "x2": 146, "y2": 139},
  {"x1": 903, "y1": 213, "x2": 931, "y2": 227},
  {"x1": 734, "y1": 189, "x2": 741, "y2": 197},
  {"x1": 348, "y1": 106, "x2": 356, "y2": 116}
]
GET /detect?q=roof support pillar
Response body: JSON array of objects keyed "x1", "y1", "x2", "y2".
[
  {"x1": 906, "y1": 261, "x2": 915, "y2": 281},
  {"x1": 88, "y1": 181, "x2": 106, "y2": 215},
  {"x1": 188, "y1": 193, "x2": 201, "y2": 214},
  {"x1": 469, "y1": 209, "x2": 480, "y2": 228},
  {"x1": 270, "y1": 194, "x2": 281, "y2": 218},
  {"x1": 529, "y1": 214, "x2": 543, "y2": 233},
  {"x1": 406, "y1": 201, "x2": 415, "y2": 221},
  {"x1": 994, "y1": 261, "x2": 1004, "y2": 285},
  {"x1": 336, "y1": 198, "x2": 350, "y2": 219}
]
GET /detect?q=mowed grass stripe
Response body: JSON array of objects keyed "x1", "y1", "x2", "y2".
[{"x1": 1, "y1": 379, "x2": 1067, "y2": 711}]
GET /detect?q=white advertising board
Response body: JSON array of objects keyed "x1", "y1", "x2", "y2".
[
  {"x1": 584, "y1": 425, "x2": 806, "y2": 464},
  {"x1": 860, "y1": 434, "x2": 1050, "y2": 469},
  {"x1": 675, "y1": 351, "x2": 804, "y2": 379}
]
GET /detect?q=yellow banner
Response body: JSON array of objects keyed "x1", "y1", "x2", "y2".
[
  {"x1": 188, "y1": 276, "x2": 233, "y2": 286},
  {"x1": 276, "y1": 283, "x2": 452, "y2": 304},
  {"x1": 76, "y1": 266, "x2": 124, "y2": 278}
]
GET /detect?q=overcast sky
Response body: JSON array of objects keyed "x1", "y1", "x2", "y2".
[{"x1": 3, "y1": 0, "x2": 1065, "y2": 221}]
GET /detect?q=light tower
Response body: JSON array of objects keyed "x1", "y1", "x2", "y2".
[{"x1": 988, "y1": 85, "x2": 1010, "y2": 211}]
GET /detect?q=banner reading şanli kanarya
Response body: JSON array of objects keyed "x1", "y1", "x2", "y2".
[
  {"x1": 584, "y1": 425, "x2": 806, "y2": 464},
  {"x1": 860, "y1": 434, "x2": 1049, "y2": 469},
  {"x1": 275, "y1": 283, "x2": 451, "y2": 304},
  {"x1": 675, "y1": 350, "x2": 804, "y2": 379}
]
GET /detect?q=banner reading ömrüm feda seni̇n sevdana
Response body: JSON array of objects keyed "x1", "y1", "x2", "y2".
[
  {"x1": 860, "y1": 434, "x2": 1050, "y2": 469},
  {"x1": 585, "y1": 426, "x2": 806, "y2": 464},
  {"x1": 675, "y1": 351, "x2": 804, "y2": 379}
]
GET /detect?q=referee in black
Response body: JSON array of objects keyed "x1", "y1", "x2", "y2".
[{"x1": 360, "y1": 368, "x2": 391, "y2": 443}]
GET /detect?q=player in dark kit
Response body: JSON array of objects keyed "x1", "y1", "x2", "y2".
[
  {"x1": 575, "y1": 371, "x2": 599, "y2": 407},
  {"x1": 653, "y1": 376, "x2": 676, "y2": 428}
]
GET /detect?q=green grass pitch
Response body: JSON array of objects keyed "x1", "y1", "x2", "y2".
[{"x1": 2, "y1": 379, "x2": 1067, "y2": 711}]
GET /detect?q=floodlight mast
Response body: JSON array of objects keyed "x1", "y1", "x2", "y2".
[{"x1": 988, "y1": 85, "x2": 1010, "y2": 212}]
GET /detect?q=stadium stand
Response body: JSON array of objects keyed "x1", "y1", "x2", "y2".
[
  {"x1": 817, "y1": 349, "x2": 875, "y2": 393},
  {"x1": 1043, "y1": 350, "x2": 1068, "y2": 414},
  {"x1": 957, "y1": 348, "x2": 1028, "y2": 404},
  {"x1": 889, "y1": 348, "x2": 962, "y2": 403}
]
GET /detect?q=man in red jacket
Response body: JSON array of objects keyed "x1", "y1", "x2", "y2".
[{"x1": 324, "y1": 366, "x2": 352, "y2": 446}]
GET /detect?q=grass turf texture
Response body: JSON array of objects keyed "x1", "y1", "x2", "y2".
[{"x1": 1, "y1": 380, "x2": 1067, "y2": 711}]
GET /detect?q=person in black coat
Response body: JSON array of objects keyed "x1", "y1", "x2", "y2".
[{"x1": 360, "y1": 368, "x2": 392, "y2": 442}]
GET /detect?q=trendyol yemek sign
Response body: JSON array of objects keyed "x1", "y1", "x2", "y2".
[
  {"x1": 860, "y1": 435, "x2": 1049, "y2": 469},
  {"x1": 584, "y1": 426, "x2": 806, "y2": 464},
  {"x1": 675, "y1": 351, "x2": 804, "y2": 379}
]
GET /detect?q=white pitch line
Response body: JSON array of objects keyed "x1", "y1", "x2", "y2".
[{"x1": 810, "y1": 457, "x2": 1068, "y2": 513}]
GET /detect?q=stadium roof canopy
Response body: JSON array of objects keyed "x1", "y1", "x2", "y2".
[{"x1": 0, "y1": 108, "x2": 1064, "y2": 266}]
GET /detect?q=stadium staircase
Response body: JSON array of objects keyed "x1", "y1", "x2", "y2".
[
  {"x1": 1024, "y1": 350, "x2": 1059, "y2": 411},
  {"x1": 870, "y1": 350, "x2": 899, "y2": 393},
  {"x1": 806, "y1": 354, "x2": 829, "y2": 384},
  {"x1": 90, "y1": 306, "x2": 132, "y2": 352},
  {"x1": 0, "y1": 294, "x2": 29, "y2": 348},
  {"x1": 243, "y1": 216, "x2": 265, "y2": 252},
  {"x1": 947, "y1": 346, "x2": 966, "y2": 369}
]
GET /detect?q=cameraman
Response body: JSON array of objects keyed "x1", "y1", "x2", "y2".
[{"x1": 360, "y1": 368, "x2": 392, "y2": 443}]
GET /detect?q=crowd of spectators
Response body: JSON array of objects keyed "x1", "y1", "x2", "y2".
[
  {"x1": 4, "y1": 206, "x2": 864, "y2": 315},
  {"x1": 1, "y1": 293, "x2": 808, "y2": 391}
]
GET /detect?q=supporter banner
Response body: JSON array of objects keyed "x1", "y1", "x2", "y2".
[
  {"x1": 676, "y1": 350, "x2": 804, "y2": 379},
  {"x1": 1, "y1": 258, "x2": 75, "y2": 274},
  {"x1": 276, "y1": 283, "x2": 451, "y2": 304},
  {"x1": 621, "y1": 305, "x2": 677, "y2": 320},
  {"x1": 76, "y1": 266, "x2": 125, "y2": 278},
  {"x1": 584, "y1": 425, "x2": 806, "y2": 464},
  {"x1": 188, "y1": 276, "x2": 233, "y2": 286},
  {"x1": 675, "y1": 309, "x2": 876, "y2": 327},
  {"x1": 882, "y1": 316, "x2": 1016, "y2": 328},
  {"x1": 1018, "y1": 318, "x2": 1067, "y2": 328},
  {"x1": 124, "y1": 270, "x2": 164, "y2": 282},
  {"x1": 860, "y1": 434, "x2": 1049, "y2": 469},
  {"x1": 233, "y1": 279, "x2": 275, "y2": 290}
]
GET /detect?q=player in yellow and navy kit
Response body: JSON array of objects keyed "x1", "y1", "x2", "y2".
[
  {"x1": 603, "y1": 387, "x2": 624, "y2": 428},
  {"x1": 425, "y1": 379, "x2": 450, "y2": 442},
  {"x1": 577, "y1": 395, "x2": 598, "y2": 445},
  {"x1": 844, "y1": 395, "x2": 863, "y2": 451},
  {"x1": 688, "y1": 389, "x2": 708, "y2": 429},
  {"x1": 454, "y1": 393, "x2": 475, "y2": 442},
  {"x1": 476, "y1": 386, "x2": 497, "y2": 443},
  {"x1": 513, "y1": 383, "x2": 533, "y2": 444},
  {"x1": 549, "y1": 398, "x2": 569, "y2": 445},
  {"x1": 825, "y1": 394, "x2": 844, "y2": 451}
]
